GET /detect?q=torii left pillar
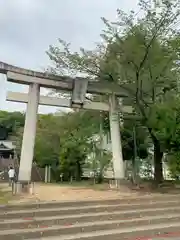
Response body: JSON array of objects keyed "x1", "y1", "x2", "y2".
[{"x1": 17, "y1": 83, "x2": 40, "y2": 192}]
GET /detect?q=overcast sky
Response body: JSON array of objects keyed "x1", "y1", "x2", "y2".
[{"x1": 0, "y1": 0, "x2": 138, "y2": 114}]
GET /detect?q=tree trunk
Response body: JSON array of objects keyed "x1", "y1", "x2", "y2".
[
  {"x1": 131, "y1": 158, "x2": 136, "y2": 184},
  {"x1": 132, "y1": 158, "x2": 139, "y2": 184},
  {"x1": 75, "y1": 162, "x2": 82, "y2": 181},
  {"x1": 154, "y1": 139, "x2": 163, "y2": 184},
  {"x1": 148, "y1": 128, "x2": 164, "y2": 185}
]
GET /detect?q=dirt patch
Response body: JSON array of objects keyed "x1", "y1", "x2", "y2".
[
  {"x1": 133, "y1": 181, "x2": 180, "y2": 194},
  {"x1": 35, "y1": 184, "x2": 138, "y2": 201},
  {"x1": 7, "y1": 182, "x2": 173, "y2": 204},
  {"x1": 1, "y1": 180, "x2": 180, "y2": 204}
]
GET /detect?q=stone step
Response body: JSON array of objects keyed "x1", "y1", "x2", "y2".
[
  {"x1": 1, "y1": 206, "x2": 180, "y2": 230},
  {"x1": 28, "y1": 223, "x2": 180, "y2": 240},
  {"x1": 1, "y1": 196, "x2": 180, "y2": 239},
  {"x1": 1, "y1": 199, "x2": 180, "y2": 220},
  {"x1": 1, "y1": 214, "x2": 180, "y2": 240},
  {"x1": 1, "y1": 194, "x2": 180, "y2": 211}
]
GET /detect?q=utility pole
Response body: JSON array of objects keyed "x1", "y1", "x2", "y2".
[{"x1": 132, "y1": 125, "x2": 138, "y2": 183}]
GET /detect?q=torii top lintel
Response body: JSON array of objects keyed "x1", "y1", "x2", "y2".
[{"x1": 0, "y1": 61, "x2": 128, "y2": 97}]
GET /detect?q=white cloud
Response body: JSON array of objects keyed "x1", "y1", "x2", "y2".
[{"x1": 0, "y1": 0, "x2": 139, "y2": 113}]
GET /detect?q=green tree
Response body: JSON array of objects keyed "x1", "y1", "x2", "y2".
[
  {"x1": 0, "y1": 111, "x2": 25, "y2": 139},
  {"x1": 59, "y1": 140, "x2": 88, "y2": 181},
  {"x1": 58, "y1": 110, "x2": 103, "y2": 181},
  {"x1": 155, "y1": 97, "x2": 180, "y2": 179},
  {"x1": 168, "y1": 152, "x2": 180, "y2": 180},
  {"x1": 122, "y1": 121, "x2": 148, "y2": 161},
  {"x1": 34, "y1": 114, "x2": 61, "y2": 168},
  {"x1": 47, "y1": 0, "x2": 180, "y2": 184},
  {"x1": 1, "y1": 109, "x2": 112, "y2": 183},
  {"x1": 10, "y1": 113, "x2": 61, "y2": 170},
  {"x1": 121, "y1": 120, "x2": 149, "y2": 182}
]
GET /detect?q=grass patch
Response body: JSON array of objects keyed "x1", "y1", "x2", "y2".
[
  {"x1": 45, "y1": 181, "x2": 109, "y2": 191},
  {"x1": 0, "y1": 188, "x2": 13, "y2": 204}
]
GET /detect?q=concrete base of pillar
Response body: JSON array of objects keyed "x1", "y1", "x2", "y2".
[
  {"x1": 13, "y1": 181, "x2": 35, "y2": 195},
  {"x1": 109, "y1": 179, "x2": 126, "y2": 189}
]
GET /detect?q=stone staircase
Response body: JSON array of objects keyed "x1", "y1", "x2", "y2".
[{"x1": 1, "y1": 195, "x2": 180, "y2": 239}]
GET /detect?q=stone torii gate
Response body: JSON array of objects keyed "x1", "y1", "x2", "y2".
[{"x1": 0, "y1": 62, "x2": 132, "y2": 188}]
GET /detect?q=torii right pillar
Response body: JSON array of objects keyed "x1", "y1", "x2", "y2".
[{"x1": 109, "y1": 94, "x2": 125, "y2": 185}]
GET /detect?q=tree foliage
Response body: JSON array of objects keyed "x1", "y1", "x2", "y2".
[
  {"x1": 168, "y1": 152, "x2": 180, "y2": 180},
  {"x1": 6, "y1": 109, "x2": 104, "y2": 181},
  {"x1": 47, "y1": 0, "x2": 180, "y2": 183},
  {"x1": 34, "y1": 114, "x2": 61, "y2": 168},
  {"x1": 0, "y1": 108, "x2": 150, "y2": 182},
  {"x1": 58, "y1": 110, "x2": 103, "y2": 181},
  {"x1": 0, "y1": 111, "x2": 25, "y2": 139},
  {"x1": 121, "y1": 120, "x2": 148, "y2": 161}
]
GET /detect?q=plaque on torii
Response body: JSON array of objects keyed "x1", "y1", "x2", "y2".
[{"x1": 71, "y1": 78, "x2": 89, "y2": 108}]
